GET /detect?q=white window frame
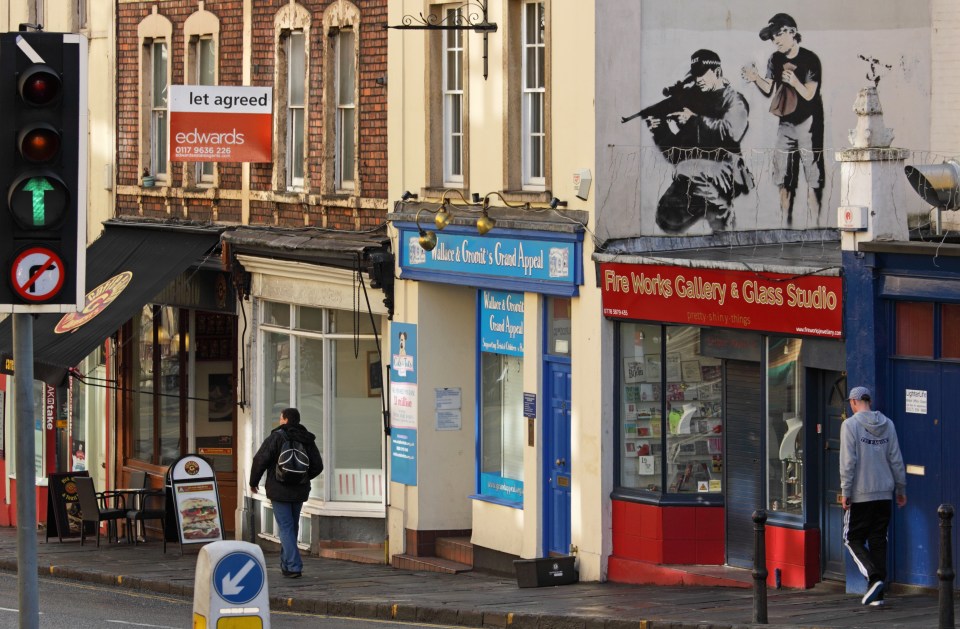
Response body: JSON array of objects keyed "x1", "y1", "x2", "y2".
[
  {"x1": 285, "y1": 31, "x2": 306, "y2": 191},
  {"x1": 442, "y1": 8, "x2": 464, "y2": 186},
  {"x1": 335, "y1": 28, "x2": 356, "y2": 191},
  {"x1": 193, "y1": 36, "x2": 216, "y2": 184},
  {"x1": 150, "y1": 40, "x2": 169, "y2": 180},
  {"x1": 521, "y1": 1, "x2": 545, "y2": 190}
]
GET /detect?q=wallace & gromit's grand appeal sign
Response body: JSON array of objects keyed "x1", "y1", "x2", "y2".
[{"x1": 600, "y1": 263, "x2": 842, "y2": 339}]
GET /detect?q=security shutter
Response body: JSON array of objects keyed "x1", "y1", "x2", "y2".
[{"x1": 725, "y1": 360, "x2": 763, "y2": 569}]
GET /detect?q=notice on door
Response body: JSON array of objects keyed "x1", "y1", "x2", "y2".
[{"x1": 905, "y1": 389, "x2": 927, "y2": 414}]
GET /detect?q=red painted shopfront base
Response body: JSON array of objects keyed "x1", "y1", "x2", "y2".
[{"x1": 609, "y1": 500, "x2": 820, "y2": 589}]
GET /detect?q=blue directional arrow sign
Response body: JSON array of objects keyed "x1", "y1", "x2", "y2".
[{"x1": 213, "y1": 551, "x2": 264, "y2": 605}]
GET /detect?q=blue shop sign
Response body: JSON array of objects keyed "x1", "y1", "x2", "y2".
[
  {"x1": 480, "y1": 290, "x2": 524, "y2": 356},
  {"x1": 398, "y1": 227, "x2": 582, "y2": 296}
]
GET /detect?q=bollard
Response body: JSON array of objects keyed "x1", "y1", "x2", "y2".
[
  {"x1": 752, "y1": 509, "x2": 768, "y2": 624},
  {"x1": 939, "y1": 504, "x2": 955, "y2": 629}
]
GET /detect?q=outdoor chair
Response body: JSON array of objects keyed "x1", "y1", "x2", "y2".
[
  {"x1": 125, "y1": 486, "x2": 167, "y2": 553},
  {"x1": 75, "y1": 476, "x2": 126, "y2": 547}
]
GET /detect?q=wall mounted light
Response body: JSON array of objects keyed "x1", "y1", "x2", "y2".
[
  {"x1": 415, "y1": 208, "x2": 439, "y2": 251},
  {"x1": 400, "y1": 188, "x2": 568, "y2": 247},
  {"x1": 476, "y1": 209, "x2": 496, "y2": 235}
]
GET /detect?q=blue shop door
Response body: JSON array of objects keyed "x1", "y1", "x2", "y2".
[
  {"x1": 821, "y1": 372, "x2": 847, "y2": 581},
  {"x1": 544, "y1": 361, "x2": 572, "y2": 556},
  {"x1": 889, "y1": 360, "x2": 957, "y2": 587}
]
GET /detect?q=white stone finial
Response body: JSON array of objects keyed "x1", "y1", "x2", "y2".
[{"x1": 848, "y1": 86, "x2": 894, "y2": 148}]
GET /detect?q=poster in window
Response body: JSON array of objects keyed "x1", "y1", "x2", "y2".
[
  {"x1": 623, "y1": 357, "x2": 646, "y2": 383},
  {"x1": 207, "y1": 374, "x2": 233, "y2": 422},
  {"x1": 637, "y1": 455, "x2": 655, "y2": 475},
  {"x1": 700, "y1": 364, "x2": 721, "y2": 383},
  {"x1": 367, "y1": 351, "x2": 383, "y2": 397},
  {"x1": 681, "y1": 360, "x2": 702, "y2": 382},
  {"x1": 645, "y1": 356, "x2": 661, "y2": 382},
  {"x1": 666, "y1": 353, "x2": 682, "y2": 381}
]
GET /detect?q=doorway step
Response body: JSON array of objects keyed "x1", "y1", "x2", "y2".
[
  {"x1": 608, "y1": 556, "x2": 753, "y2": 588},
  {"x1": 391, "y1": 535, "x2": 473, "y2": 574},
  {"x1": 318, "y1": 541, "x2": 386, "y2": 564}
]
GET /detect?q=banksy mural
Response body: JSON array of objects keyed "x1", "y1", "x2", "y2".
[
  {"x1": 621, "y1": 49, "x2": 754, "y2": 233},
  {"x1": 596, "y1": 1, "x2": 932, "y2": 240}
]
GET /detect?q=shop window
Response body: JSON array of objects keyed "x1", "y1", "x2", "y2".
[
  {"x1": 132, "y1": 305, "x2": 182, "y2": 465},
  {"x1": 258, "y1": 302, "x2": 383, "y2": 503},
  {"x1": 942, "y1": 304, "x2": 960, "y2": 359},
  {"x1": 128, "y1": 305, "x2": 236, "y2": 471},
  {"x1": 479, "y1": 352, "x2": 525, "y2": 503},
  {"x1": 895, "y1": 301, "x2": 934, "y2": 358},
  {"x1": 767, "y1": 338, "x2": 804, "y2": 514},
  {"x1": 618, "y1": 324, "x2": 723, "y2": 496},
  {"x1": 546, "y1": 296, "x2": 571, "y2": 356},
  {"x1": 478, "y1": 290, "x2": 525, "y2": 504}
]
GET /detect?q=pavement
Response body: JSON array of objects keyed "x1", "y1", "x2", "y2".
[{"x1": 0, "y1": 526, "x2": 950, "y2": 629}]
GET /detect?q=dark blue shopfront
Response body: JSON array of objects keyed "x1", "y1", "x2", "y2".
[{"x1": 844, "y1": 243, "x2": 960, "y2": 589}]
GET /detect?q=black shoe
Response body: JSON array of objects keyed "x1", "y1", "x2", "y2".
[{"x1": 281, "y1": 569, "x2": 302, "y2": 578}]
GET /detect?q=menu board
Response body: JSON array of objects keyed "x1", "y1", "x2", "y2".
[
  {"x1": 46, "y1": 471, "x2": 88, "y2": 542},
  {"x1": 168, "y1": 454, "x2": 223, "y2": 545}
]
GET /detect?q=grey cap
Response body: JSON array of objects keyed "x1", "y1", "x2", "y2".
[{"x1": 848, "y1": 386, "x2": 871, "y2": 401}]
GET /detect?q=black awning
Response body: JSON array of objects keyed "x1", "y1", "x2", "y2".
[{"x1": 0, "y1": 222, "x2": 220, "y2": 385}]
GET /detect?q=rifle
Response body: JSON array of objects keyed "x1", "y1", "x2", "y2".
[{"x1": 621, "y1": 78, "x2": 698, "y2": 124}]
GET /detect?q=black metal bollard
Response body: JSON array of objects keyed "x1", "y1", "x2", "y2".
[
  {"x1": 752, "y1": 509, "x2": 768, "y2": 624},
  {"x1": 939, "y1": 504, "x2": 955, "y2": 629}
]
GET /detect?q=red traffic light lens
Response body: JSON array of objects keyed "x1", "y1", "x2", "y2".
[
  {"x1": 19, "y1": 65, "x2": 61, "y2": 106},
  {"x1": 18, "y1": 125, "x2": 61, "y2": 162}
]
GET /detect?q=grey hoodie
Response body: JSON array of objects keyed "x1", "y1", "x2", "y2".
[{"x1": 839, "y1": 410, "x2": 907, "y2": 503}]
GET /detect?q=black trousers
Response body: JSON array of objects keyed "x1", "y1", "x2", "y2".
[{"x1": 843, "y1": 499, "x2": 892, "y2": 585}]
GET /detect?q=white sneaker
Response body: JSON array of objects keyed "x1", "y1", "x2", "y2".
[
  {"x1": 862, "y1": 580, "x2": 884, "y2": 605},
  {"x1": 869, "y1": 599, "x2": 886, "y2": 607}
]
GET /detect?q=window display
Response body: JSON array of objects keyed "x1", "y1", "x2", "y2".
[
  {"x1": 619, "y1": 324, "x2": 723, "y2": 495},
  {"x1": 767, "y1": 337, "x2": 805, "y2": 514}
]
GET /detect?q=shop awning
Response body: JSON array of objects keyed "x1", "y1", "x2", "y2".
[{"x1": 0, "y1": 221, "x2": 221, "y2": 385}]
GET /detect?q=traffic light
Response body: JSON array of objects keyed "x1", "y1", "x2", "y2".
[{"x1": 0, "y1": 32, "x2": 87, "y2": 311}]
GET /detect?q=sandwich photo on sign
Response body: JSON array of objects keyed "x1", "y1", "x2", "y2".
[{"x1": 178, "y1": 497, "x2": 221, "y2": 540}]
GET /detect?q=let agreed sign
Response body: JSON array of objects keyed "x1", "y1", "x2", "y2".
[{"x1": 169, "y1": 85, "x2": 272, "y2": 163}]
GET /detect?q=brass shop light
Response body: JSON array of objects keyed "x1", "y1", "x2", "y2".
[{"x1": 400, "y1": 189, "x2": 568, "y2": 250}]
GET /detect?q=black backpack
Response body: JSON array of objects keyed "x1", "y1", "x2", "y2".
[{"x1": 275, "y1": 435, "x2": 310, "y2": 484}]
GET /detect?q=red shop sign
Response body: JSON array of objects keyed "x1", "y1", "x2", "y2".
[{"x1": 600, "y1": 263, "x2": 843, "y2": 339}]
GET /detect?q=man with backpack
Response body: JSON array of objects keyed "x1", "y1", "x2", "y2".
[{"x1": 250, "y1": 407, "x2": 323, "y2": 578}]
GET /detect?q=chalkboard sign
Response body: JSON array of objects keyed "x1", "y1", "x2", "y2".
[{"x1": 46, "y1": 471, "x2": 88, "y2": 542}]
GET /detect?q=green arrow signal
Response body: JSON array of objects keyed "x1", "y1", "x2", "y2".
[{"x1": 23, "y1": 177, "x2": 54, "y2": 226}]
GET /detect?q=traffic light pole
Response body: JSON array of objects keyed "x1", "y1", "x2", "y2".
[{"x1": 13, "y1": 314, "x2": 39, "y2": 629}]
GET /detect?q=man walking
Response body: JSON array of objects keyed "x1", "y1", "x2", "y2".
[
  {"x1": 840, "y1": 386, "x2": 907, "y2": 606},
  {"x1": 250, "y1": 407, "x2": 323, "y2": 578},
  {"x1": 742, "y1": 13, "x2": 824, "y2": 226}
]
